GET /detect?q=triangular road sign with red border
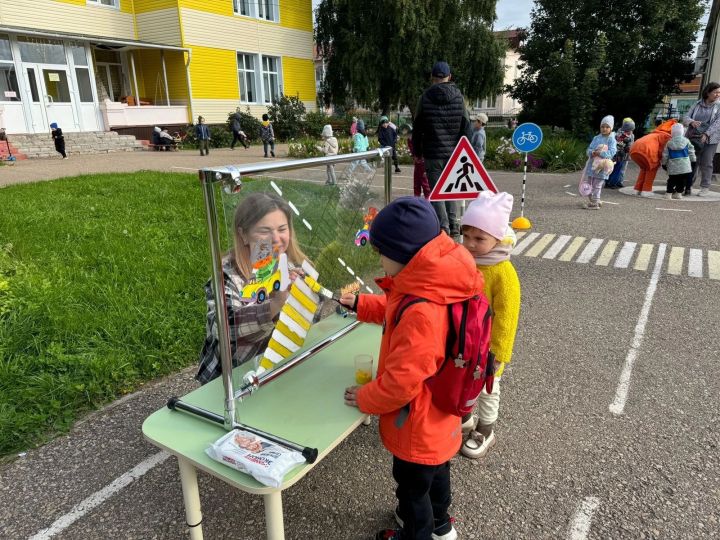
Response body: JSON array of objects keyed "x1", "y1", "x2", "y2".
[{"x1": 428, "y1": 136, "x2": 498, "y2": 201}]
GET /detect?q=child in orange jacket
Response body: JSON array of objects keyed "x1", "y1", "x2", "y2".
[
  {"x1": 630, "y1": 119, "x2": 676, "y2": 196},
  {"x1": 341, "y1": 197, "x2": 484, "y2": 540}
]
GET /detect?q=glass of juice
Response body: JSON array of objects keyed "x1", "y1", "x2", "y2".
[{"x1": 354, "y1": 354, "x2": 373, "y2": 385}]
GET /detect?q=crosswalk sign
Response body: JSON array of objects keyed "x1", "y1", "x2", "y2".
[{"x1": 428, "y1": 136, "x2": 497, "y2": 201}]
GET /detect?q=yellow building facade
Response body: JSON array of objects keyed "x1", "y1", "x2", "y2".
[{"x1": 0, "y1": 0, "x2": 316, "y2": 134}]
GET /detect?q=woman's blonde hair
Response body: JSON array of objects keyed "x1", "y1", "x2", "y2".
[{"x1": 232, "y1": 192, "x2": 307, "y2": 279}]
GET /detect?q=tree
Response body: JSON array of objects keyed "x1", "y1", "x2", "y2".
[
  {"x1": 315, "y1": 0, "x2": 505, "y2": 115},
  {"x1": 509, "y1": 0, "x2": 704, "y2": 137}
]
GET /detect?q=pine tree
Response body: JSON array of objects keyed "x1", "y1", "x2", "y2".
[
  {"x1": 315, "y1": 0, "x2": 504, "y2": 115},
  {"x1": 509, "y1": 0, "x2": 704, "y2": 136}
]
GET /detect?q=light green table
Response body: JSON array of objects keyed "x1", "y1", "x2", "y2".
[{"x1": 142, "y1": 315, "x2": 380, "y2": 540}]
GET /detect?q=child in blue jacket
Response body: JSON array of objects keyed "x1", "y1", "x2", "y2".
[{"x1": 582, "y1": 115, "x2": 617, "y2": 210}]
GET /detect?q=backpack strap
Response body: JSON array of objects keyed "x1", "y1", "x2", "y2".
[{"x1": 394, "y1": 295, "x2": 429, "y2": 326}]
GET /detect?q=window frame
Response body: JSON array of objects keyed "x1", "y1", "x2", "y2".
[
  {"x1": 261, "y1": 54, "x2": 281, "y2": 104},
  {"x1": 236, "y1": 52, "x2": 283, "y2": 104},
  {"x1": 236, "y1": 52, "x2": 258, "y2": 104},
  {"x1": 232, "y1": 0, "x2": 279, "y2": 23}
]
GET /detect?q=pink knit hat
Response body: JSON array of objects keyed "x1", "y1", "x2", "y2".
[{"x1": 461, "y1": 191, "x2": 514, "y2": 240}]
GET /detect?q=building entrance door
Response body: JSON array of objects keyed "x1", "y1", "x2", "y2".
[{"x1": 24, "y1": 65, "x2": 78, "y2": 133}]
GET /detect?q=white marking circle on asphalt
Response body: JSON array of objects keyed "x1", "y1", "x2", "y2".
[
  {"x1": 28, "y1": 451, "x2": 170, "y2": 540},
  {"x1": 609, "y1": 243, "x2": 667, "y2": 416}
]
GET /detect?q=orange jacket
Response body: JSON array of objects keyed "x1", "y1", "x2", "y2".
[
  {"x1": 630, "y1": 119, "x2": 676, "y2": 170},
  {"x1": 355, "y1": 233, "x2": 485, "y2": 465}
]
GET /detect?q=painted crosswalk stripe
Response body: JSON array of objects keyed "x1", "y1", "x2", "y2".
[
  {"x1": 633, "y1": 244, "x2": 654, "y2": 271},
  {"x1": 525, "y1": 234, "x2": 556, "y2": 257},
  {"x1": 513, "y1": 232, "x2": 540, "y2": 255},
  {"x1": 543, "y1": 235, "x2": 572, "y2": 260},
  {"x1": 708, "y1": 250, "x2": 720, "y2": 280},
  {"x1": 559, "y1": 236, "x2": 586, "y2": 262},
  {"x1": 577, "y1": 238, "x2": 603, "y2": 264},
  {"x1": 596, "y1": 240, "x2": 619, "y2": 266},
  {"x1": 688, "y1": 249, "x2": 703, "y2": 278},
  {"x1": 614, "y1": 242, "x2": 637, "y2": 269},
  {"x1": 515, "y1": 231, "x2": 527, "y2": 240},
  {"x1": 667, "y1": 247, "x2": 684, "y2": 275}
]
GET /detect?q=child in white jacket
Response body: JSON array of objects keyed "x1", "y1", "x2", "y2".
[{"x1": 321, "y1": 124, "x2": 339, "y2": 185}]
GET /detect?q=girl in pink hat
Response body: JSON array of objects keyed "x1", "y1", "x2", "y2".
[{"x1": 459, "y1": 191, "x2": 521, "y2": 459}]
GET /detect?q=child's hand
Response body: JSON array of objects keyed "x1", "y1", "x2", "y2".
[
  {"x1": 493, "y1": 359, "x2": 503, "y2": 375},
  {"x1": 344, "y1": 385, "x2": 359, "y2": 407},
  {"x1": 339, "y1": 293, "x2": 358, "y2": 311}
]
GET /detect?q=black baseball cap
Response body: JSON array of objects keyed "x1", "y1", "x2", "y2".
[{"x1": 431, "y1": 61, "x2": 451, "y2": 78}]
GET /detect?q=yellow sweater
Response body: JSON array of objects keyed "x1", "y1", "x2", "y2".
[{"x1": 476, "y1": 259, "x2": 521, "y2": 377}]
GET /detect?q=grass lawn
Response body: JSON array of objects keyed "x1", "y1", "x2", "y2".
[{"x1": 0, "y1": 171, "x2": 380, "y2": 457}]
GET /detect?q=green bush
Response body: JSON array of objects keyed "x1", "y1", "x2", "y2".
[
  {"x1": 533, "y1": 136, "x2": 588, "y2": 172},
  {"x1": 228, "y1": 107, "x2": 263, "y2": 141},
  {"x1": 267, "y1": 94, "x2": 306, "y2": 140},
  {"x1": 303, "y1": 110, "x2": 331, "y2": 138}
]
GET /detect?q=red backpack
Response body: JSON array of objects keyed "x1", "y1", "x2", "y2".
[{"x1": 395, "y1": 294, "x2": 494, "y2": 417}]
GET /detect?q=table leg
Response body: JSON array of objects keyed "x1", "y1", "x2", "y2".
[
  {"x1": 263, "y1": 490, "x2": 285, "y2": 540},
  {"x1": 178, "y1": 457, "x2": 204, "y2": 540},
  {"x1": 363, "y1": 414, "x2": 371, "y2": 426}
]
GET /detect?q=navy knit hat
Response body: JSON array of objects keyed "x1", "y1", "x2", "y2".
[
  {"x1": 431, "y1": 61, "x2": 451, "y2": 78},
  {"x1": 370, "y1": 197, "x2": 440, "y2": 264}
]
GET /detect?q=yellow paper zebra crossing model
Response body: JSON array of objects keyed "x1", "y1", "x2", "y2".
[{"x1": 250, "y1": 260, "x2": 334, "y2": 380}]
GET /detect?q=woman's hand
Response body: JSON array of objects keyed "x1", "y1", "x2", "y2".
[
  {"x1": 701, "y1": 133, "x2": 709, "y2": 143},
  {"x1": 691, "y1": 120, "x2": 702, "y2": 128}
]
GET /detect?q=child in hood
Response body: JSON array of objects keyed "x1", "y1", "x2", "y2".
[
  {"x1": 459, "y1": 191, "x2": 520, "y2": 459},
  {"x1": 320, "y1": 124, "x2": 339, "y2": 185},
  {"x1": 50, "y1": 123, "x2": 67, "y2": 159},
  {"x1": 260, "y1": 114, "x2": 275, "y2": 158},
  {"x1": 582, "y1": 115, "x2": 617, "y2": 209},
  {"x1": 341, "y1": 197, "x2": 483, "y2": 540},
  {"x1": 662, "y1": 123, "x2": 696, "y2": 200},
  {"x1": 606, "y1": 118, "x2": 635, "y2": 188}
]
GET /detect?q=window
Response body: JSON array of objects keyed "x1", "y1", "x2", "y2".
[
  {"x1": 237, "y1": 53, "x2": 257, "y2": 103},
  {"x1": 233, "y1": 0, "x2": 250, "y2": 16},
  {"x1": 233, "y1": 0, "x2": 278, "y2": 22},
  {"x1": 18, "y1": 37, "x2": 66, "y2": 65},
  {"x1": 87, "y1": 0, "x2": 119, "y2": 7},
  {"x1": 43, "y1": 69, "x2": 71, "y2": 103},
  {"x1": 75, "y1": 68, "x2": 94, "y2": 102},
  {"x1": 258, "y1": 0, "x2": 276, "y2": 22},
  {"x1": 261, "y1": 55, "x2": 281, "y2": 104},
  {"x1": 26, "y1": 68, "x2": 40, "y2": 102},
  {"x1": 0, "y1": 66, "x2": 20, "y2": 102},
  {"x1": 0, "y1": 34, "x2": 12, "y2": 62},
  {"x1": 69, "y1": 44, "x2": 88, "y2": 66}
]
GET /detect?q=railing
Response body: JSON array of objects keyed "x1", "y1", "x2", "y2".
[{"x1": 199, "y1": 148, "x2": 395, "y2": 429}]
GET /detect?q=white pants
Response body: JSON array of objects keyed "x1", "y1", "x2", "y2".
[{"x1": 476, "y1": 378, "x2": 500, "y2": 426}]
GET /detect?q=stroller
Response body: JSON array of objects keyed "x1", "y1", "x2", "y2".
[{"x1": 0, "y1": 129, "x2": 16, "y2": 165}]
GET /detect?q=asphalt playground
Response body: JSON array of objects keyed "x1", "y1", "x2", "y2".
[{"x1": 1, "y1": 152, "x2": 719, "y2": 539}]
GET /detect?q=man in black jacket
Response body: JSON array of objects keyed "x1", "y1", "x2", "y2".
[{"x1": 411, "y1": 62, "x2": 471, "y2": 236}]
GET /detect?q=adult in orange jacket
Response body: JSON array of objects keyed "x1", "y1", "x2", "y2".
[
  {"x1": 630, "y1": 119, "x2": 676, "y2": 195},
  {"x1": 342, "y1": 197, "x2": 484, "y2": 540}
]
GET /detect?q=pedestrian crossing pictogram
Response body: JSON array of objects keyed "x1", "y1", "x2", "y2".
[{"x1": 428, "y1": 136, "x2": 497, "y2": 201}]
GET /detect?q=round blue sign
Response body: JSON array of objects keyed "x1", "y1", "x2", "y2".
[{"x1": 512, "y1": 122, "x2": 543, "y2": 153}]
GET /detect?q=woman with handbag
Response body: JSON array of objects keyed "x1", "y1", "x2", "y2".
[{"x1": 682, "y1": 82, "x2": 720, "y2": 196}]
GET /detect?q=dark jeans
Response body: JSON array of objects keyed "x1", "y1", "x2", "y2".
[
  {"x1": 667, "y1": 172, "x2": 690, "y2": 193},
  {"x1": 425, "y1": 158, "x2": 457, "y2": 234},
  {"x1": 392, "y1": 456, "x2": 451, "y2": 540},
  {"x1": 263, "y1": 139, "x2": 275, "y2": 156},
  {"x1": 54, "y1": 141, "x2": 66, "y2": 158},
  {"x1": 199, "y1": 139, "x2": 210, "y2": 155}
]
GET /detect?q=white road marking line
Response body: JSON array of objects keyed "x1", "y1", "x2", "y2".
[
  {"x1": 564, "y1": 184, "x2": 571, "y2": 188},
  {"x1": 28, "y1": 451, "x2": 170, "y2": 540},
  {"x1": 512, "y1": 232, "x2": 540, "y2": 255},
  {"x1": 609, "y1": 243, "x2": 667, "y2": 416},
  {"x1": 565, "y1": 191, "x2": 577, "y2": 197},
  {"x1": 595, "y1": 240, "x2": 619, "y2": 266},
  {"x1": 708, "y1": 250, "x2": 720, "y2": 280},
  {"x1": 567, "y1": 497, "x2": 600, "y2": 540},
  {"x1": 524, "y1": 234, "x2": 556, "y2": 257},
  {"x1": 602, "y1": 200, "x2": 620, "y2": 205},
  {"x1": 515, "y1": 231, "x2": 527, "y2": 240},
  {"x1": 688, "y1": 248, "x2": 703, "y2": 278},
  {"x1": 667, "y1": 246, "x2": 684, "y2": 275},
  {"x1": 576, "y1": 238, "x2": 603, "y2": 264},
  {"x1": 614, "y1": 242, "x2": 637, "y2": 269},
  {"x1": 633, "y1": 244, "x2": 654, "y2": 271},
  {"x1": 559, "y1": 236, "x2": 586, "y2": 262},
  {"x1": 656, "y1": 207, "x2": 692, "y2": 212},
  {"x1": 543, "y1": 235, "x2": 572, "y2": 259}
]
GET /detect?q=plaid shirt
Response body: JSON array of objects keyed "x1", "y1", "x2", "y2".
[{"x1": 196, "y1": 258, "x2": 275, "y2": 384}]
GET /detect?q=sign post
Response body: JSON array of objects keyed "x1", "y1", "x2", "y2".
[{"x1": 510, "y1": 122, "x2": 543, "y2": 230}]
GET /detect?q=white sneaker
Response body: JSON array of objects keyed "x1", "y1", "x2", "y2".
[
  {"x1": 640, "y1": 191, "x2": 653, "y2": 198},
  {"x1": 461, "y1": 429, "x2": 496, "y2": 459},
  {"x1": 665, "y1": 193, "x2": 673, "y2": 200},
  {"x1": 461, "y1": 414, "x2": 477, "y2": 434},
  {"x1": 635, "y1": 190, "x2": 642, "y2": 196},
  {"x1": 698, "y1": 187, "x2": 710, "y2": 196},
  {"x1": 672, "y1": 192, "x2": 683, "y2": 200}
]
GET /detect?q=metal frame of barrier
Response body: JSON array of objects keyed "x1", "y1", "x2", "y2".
[{"x1": 198, "y1": 148, "x2": 394, "y2": 430}]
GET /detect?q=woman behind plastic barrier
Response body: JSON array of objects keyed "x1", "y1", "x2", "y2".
[
  {"x1": 682, "y1": 82, "x2": 720, "y2": 196},
  {"x1": 196, "y1": 192, "x2": 307, "y2": 384}
]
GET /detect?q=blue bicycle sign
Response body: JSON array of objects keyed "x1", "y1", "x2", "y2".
[{"x1": 512, "y1": 123, "x2": 543, "y2": 153}]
